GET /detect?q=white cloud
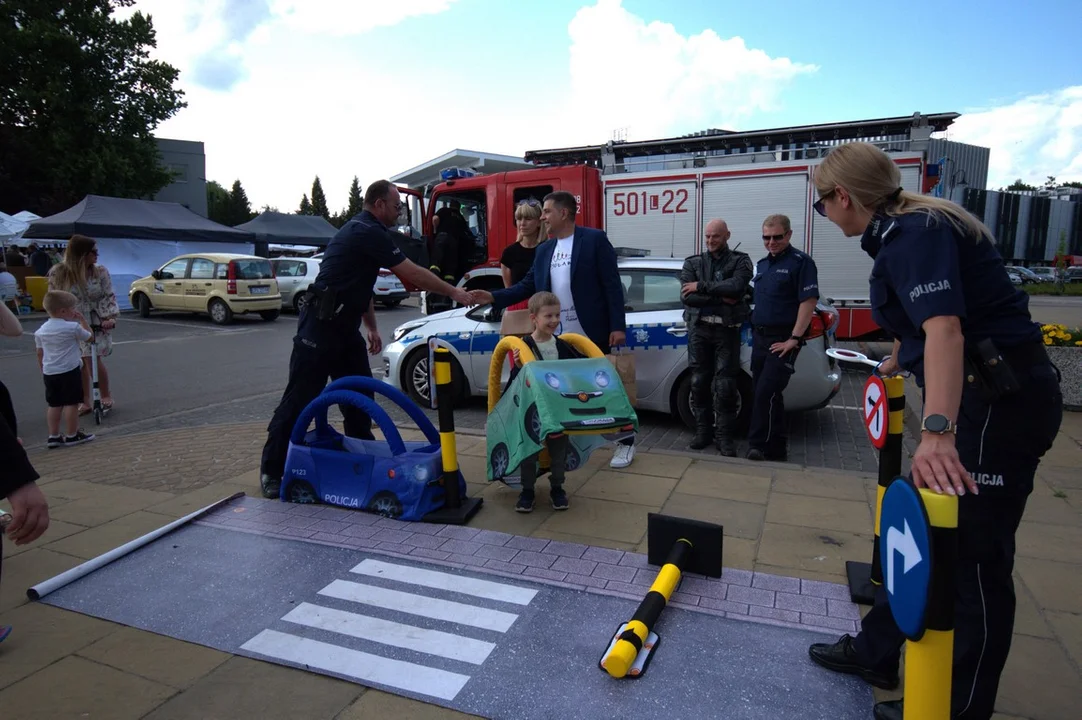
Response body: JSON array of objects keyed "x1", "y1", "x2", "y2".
[
  {"x1": 947, "y1": 86, "x2": 1082, "y2": 188},
  {"x1": 566, "y1": 0, "x2": 818, "y2": 141},
  {"x1": 134, "y1": 0, "x2": 821, "y2": 211},
  {"x1": 269, "y1": 0, "x2": 461, "y2": 37}
]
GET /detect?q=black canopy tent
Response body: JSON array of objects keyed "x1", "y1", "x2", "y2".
[
  {"x1": 21, "y1": 195, "x2": 257, "y2": 311},
  {"x1": 234, "y1": 212, "x2": 339, "y2": 248},
  {"x1": 22, "y1": 195, "x2": 255, "y2": 243}
]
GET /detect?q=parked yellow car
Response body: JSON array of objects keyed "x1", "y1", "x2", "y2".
[{"x1": 129, "y1": 253, "x2": 281, "y2": 325}]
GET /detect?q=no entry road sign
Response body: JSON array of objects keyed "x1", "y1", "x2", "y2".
[{"x1": 863, "y1": 375, "x2": 888, "y2": 449}]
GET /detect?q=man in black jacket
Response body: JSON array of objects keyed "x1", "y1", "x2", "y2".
[{"x1": 680, "y1": 218, "x2": 754, "y2": 456}]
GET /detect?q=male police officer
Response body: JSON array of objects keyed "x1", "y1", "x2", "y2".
[
  {"x1": 746, "y1": 214, "x2": 819, "y2": 462},
  {"x1": 679, "y1": 218, "x2": 753, "y2": 456},
  {"x1": 259, "y1": 180, "x2": 474, "y2": 498}
]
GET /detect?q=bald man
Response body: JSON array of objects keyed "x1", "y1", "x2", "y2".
[{"x1": 679, "y1": 219, "x2": 754, "y2": 455}]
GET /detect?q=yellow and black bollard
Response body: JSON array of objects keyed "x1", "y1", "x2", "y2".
[
  {"x1": 599, "y1": 514, "x2": 722, "y2": 679},
  {"x1": 848, "y1": 374, "x2": 906, "y2": 605},
  {"x1": 904, "y1": 489, "x2": 957, "y2": 719},
  {"x1": 422, "y1": 344, "x2": 483, "y2": 524}
]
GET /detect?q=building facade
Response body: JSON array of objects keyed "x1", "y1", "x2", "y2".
[{"x1": 152, "y1": 138, "x2": 208, "y2": 217}]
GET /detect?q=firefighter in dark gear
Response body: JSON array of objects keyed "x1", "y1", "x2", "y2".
[
  {"x1": 806, "y1": 142, "x2": 1063, "y2": 720},
  {"x1": 680, "y1": 218, "x2": 754, "y2": 456}
]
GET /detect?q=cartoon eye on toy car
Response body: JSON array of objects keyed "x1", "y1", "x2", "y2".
[
  {"x1": 281, "y1": 376, "x2": 467, "y2": 522},
  {"x1": 485, "y1": 333, "x2": 638, "y2": 485}
]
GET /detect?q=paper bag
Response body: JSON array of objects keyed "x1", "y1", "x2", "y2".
[{"x1": 606, "y1": 348, "x2": 637, "y2": 407}]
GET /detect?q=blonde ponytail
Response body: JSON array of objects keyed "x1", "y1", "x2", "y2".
[{"x1": 814, "y1": 142, "x2": 994, "y2": 242}]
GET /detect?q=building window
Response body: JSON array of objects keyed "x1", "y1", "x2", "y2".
[{"x1": 170, "y1": 164, "x2": 189, "y2": 183}]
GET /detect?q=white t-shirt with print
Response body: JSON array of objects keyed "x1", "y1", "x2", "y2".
[
  {"x1": 549, "y1": 235, "x2": 583, "y2": 336},
  {"x1": 533, "y1": 336, "x2": 559, "y2": 361},
  {"x1": 34, "y1": 318, "x2": 91, "y2": 375}
]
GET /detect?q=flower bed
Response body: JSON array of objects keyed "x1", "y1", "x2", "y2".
[{"x1": 1042, "y1": 324, "x2": 1082, "y2": 409}]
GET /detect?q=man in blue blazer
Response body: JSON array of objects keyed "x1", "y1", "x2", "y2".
[{"x1": 469, "y1": 191, "x2": 636, "y2": 469}]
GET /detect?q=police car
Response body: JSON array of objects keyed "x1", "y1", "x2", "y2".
[{"x1": 382, "y1": 257, "x2": 842, "y2": 431}]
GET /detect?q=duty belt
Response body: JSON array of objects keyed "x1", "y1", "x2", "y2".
[{"x1": 698, "y1": 315, "x2": 741, "y2": 327}]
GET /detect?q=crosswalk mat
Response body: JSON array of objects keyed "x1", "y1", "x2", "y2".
[{"x1": 38, "y1": 523, "x2": 873, "y2": 719}]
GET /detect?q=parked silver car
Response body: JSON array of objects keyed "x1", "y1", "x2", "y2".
[
  {"x1": 381, "y1": 258, "x2": 842, "y2": 431},
  {"x1": 271, "y1": 257, "x2": 321, "y2": 312}
]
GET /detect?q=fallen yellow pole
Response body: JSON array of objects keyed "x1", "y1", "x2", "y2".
[{"x1": 601, "y1": 539, "x2": 689, "y2": 678}]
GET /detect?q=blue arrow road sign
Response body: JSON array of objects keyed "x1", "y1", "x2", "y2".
[{"x1": 879, "y1": 478, "x2": 933, "y2": 641}]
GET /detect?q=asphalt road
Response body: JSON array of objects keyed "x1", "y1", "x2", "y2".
[
  {"x1": 1025, "y1": 294, "x2": 1082, "y2": 327},
  {"x1": 1, "y1": 303, "x2": 427, "y2": 450},
  {"x1": 7, "y1": 295, "x2": 1076, "y2": 470}
]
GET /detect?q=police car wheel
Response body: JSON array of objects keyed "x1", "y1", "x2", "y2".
[{"x1": 403, "y1": 349, "x2": 465, "y2": 406}]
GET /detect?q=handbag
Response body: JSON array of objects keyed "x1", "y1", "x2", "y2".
[{"x1": 606, "y1": 347, "x2": 637, "y2": 407}]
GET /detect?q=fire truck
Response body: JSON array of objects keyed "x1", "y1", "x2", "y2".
[{"x1": 399, "y1": 112, "x2": 977, "y2": 340}]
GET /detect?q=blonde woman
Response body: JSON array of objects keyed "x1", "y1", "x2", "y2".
[
  {"x1": 47, "y1": 235, "x2": 120, "y2": 414},
  {"x1": 500, "y1": 198, "x2": 548, "y2": 312},
  {"x1": 806, "y1": 142, "x2": 1062, "y2": 720}
]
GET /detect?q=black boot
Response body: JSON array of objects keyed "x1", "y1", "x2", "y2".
[
  {"x1": 689, "y1": 432, "x2": 713, "y2": 450},
  {"x1": 808, "y1": 634, "x2": 899, "y2": 690},
  {"x1": 260, "y1": 473, "x2": 281, "y2": 499},
  {"x1": 873, "y1": 700, "x2": 903, "y2": 720},
  {"x1": 716, "y1": 438, "x2": 736, "y2": 457}
]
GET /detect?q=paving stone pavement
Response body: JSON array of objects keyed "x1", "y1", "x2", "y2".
[{"x1": 2, "y1": 414, "x2": 1081, "y2": 718}]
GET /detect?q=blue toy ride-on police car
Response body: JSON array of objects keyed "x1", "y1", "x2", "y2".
[{"x1": 280, "y1": 376, "x2": 467, "y2": 522}]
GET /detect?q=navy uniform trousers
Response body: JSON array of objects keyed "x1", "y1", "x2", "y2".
[
  {"x1": 854, "y1": 354, "x2": 1063, "y2": 719},
  {"x1": 260, "y1": 337, "x2": 376, "y2": 480},
  {"x1": 747, "y1": 326, "x2": 800, "y2": 455}
]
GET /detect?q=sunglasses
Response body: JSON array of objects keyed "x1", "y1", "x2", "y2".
[
  {"x1": 762, "y1": 233, "x2": 787, "y2": 242},
  {"x1": 813, "y1": 188, "x2": 836, "y2": 217},
  {"x1": 517, "y1": 198, "x2": 541, "y2": 208}
]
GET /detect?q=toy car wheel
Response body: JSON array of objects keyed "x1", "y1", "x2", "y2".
[
  {"x1": 368, "y1": 491, "x2": 403, "y2": 518},
  {"x1": 524, "y1": 403, "x2": 541, "y2": 443},
  {"x1": 490, "y1": 443, "x2": 509, "y2": 478},
  {"x1": 565, "y1": 445, "x2": 582, "y2": 472},
  {"x1": 289, "y1": 480, "x2": 318, "y2": 504}
]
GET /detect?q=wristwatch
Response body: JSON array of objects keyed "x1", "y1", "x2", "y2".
[
  {"x1": 789, "y1": 334, "x2": 806, "y2": 347},
  {"x1": 921, "y1": 414, "x2": 956, "y2": 435}
]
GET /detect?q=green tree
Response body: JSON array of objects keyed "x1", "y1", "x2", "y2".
[
  {"x1": 1004, "y1": 179, "x2": 1036, "y2": 192},
  {"x1": 345, "y1": 176, "x2": 363, "y2": 219},
  {"x1": 1062, "y1": 181, "x2": 1082, "y2": 189},
  {"x1": 259, "y1": 204, "x2": 280, "y2": 214},
  {"x1": 1045, "y1": 176, "x2": 1058, "y2": 189},
  {"x1": 310, "y1": 176, "x2": 330, "y2": 220},
  {"x1": 0, "y1": 0, "x2": 186, "y2": 215},
  {"x1": 206, "y1": 181, "x2": 230, "y2": 224},
  {"x1": 298, "y1": 194, "x2": 312, "y2": 215},
  {"x1": 226, "y1": 179, "x2": 253, "y2": 225}
]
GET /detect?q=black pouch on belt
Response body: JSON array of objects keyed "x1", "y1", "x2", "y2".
[
  {"x1": 965, "y1": 338, "x2": 1021, "y2": 401},
  {"x1": 313, "y1": 285, "x2": 338, "y2": 321}
]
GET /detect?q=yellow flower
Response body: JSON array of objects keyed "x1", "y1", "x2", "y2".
[
  {"x1": 1044, "y1": 336, "x2": 1053, "y2": 345},
  {"x1": 1076, "y1": 341, "x2": 1082, "y2": 346}
]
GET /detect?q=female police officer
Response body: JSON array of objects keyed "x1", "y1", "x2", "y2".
[{"x1": 806, "y1": 142, "x2": 1063, "y2": 720}]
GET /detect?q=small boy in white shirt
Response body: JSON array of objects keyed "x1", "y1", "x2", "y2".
[{"x1": 34, "y1": 291, "x2": 95, "y2": 448}]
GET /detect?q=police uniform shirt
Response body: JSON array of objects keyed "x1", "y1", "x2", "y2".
[
  {"x1": 864, "y1": 212, "x2": 1041, "y2": 382},
  {"x1": 751, "y1": 246, "x2": 820, "y2": 327},
  {"x1": 297, "y1": 210, "x2": 405, "y2": 347}
]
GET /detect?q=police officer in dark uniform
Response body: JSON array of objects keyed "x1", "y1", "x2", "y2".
[
  {"x1": 806, "y1": 142, "x2": 1063, "y2": 720},
  {"x1": 680, "y1": 218, "x2": 754, "y2": 456},
  {"x1": 746, "y1": 213, "x2": 820, "y2": 462},
  {"x1": 259, "y1": 180, "x2": 474, "y2": 498}
]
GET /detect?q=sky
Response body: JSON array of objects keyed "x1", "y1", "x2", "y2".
[{"x1": 119, "y1": 0, "x2": 1082, "y2": 212}]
